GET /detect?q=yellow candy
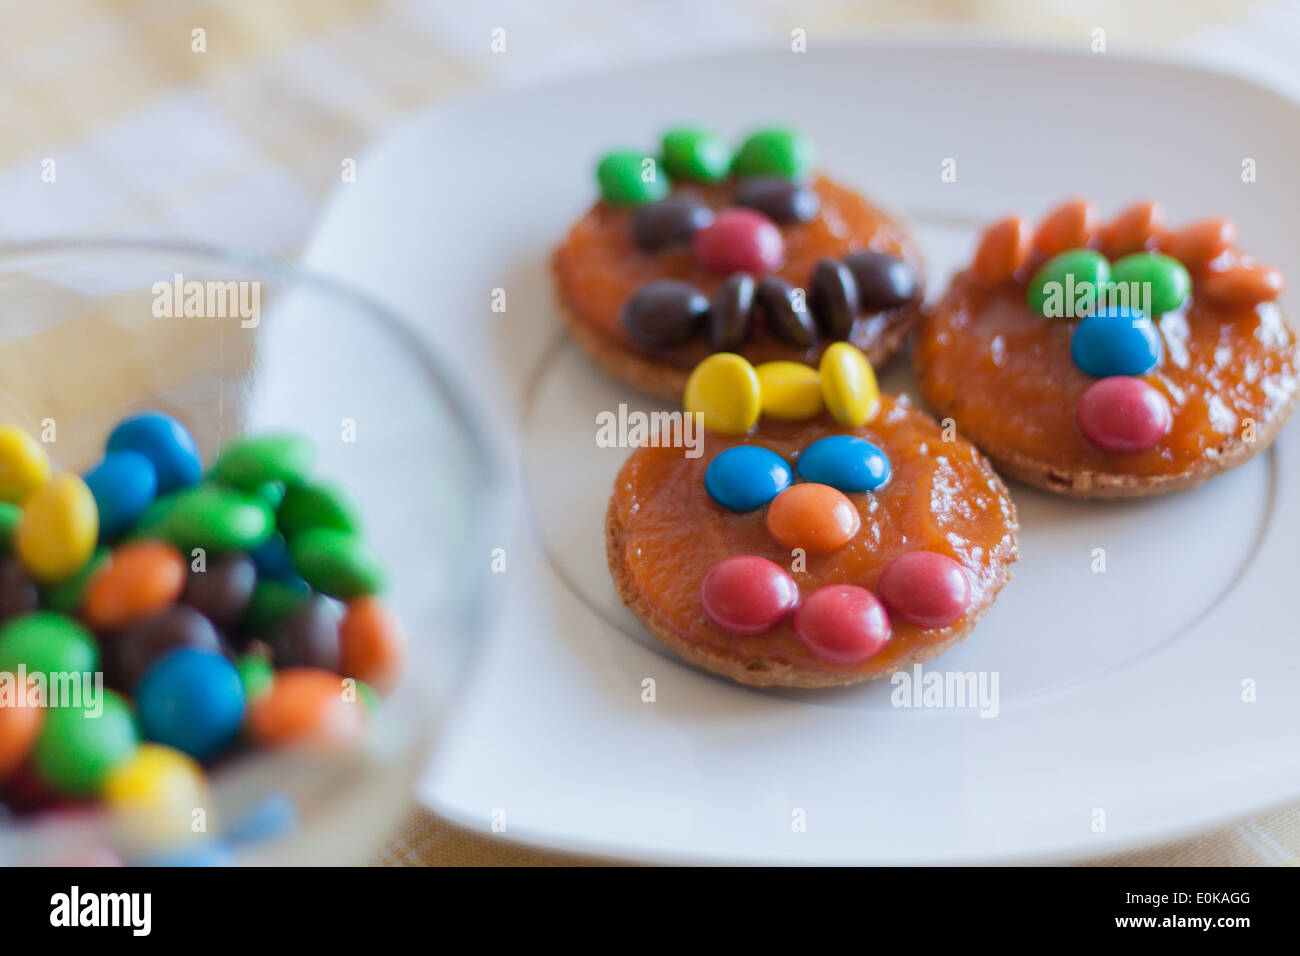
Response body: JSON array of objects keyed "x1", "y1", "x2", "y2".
[
  {"x1": 756, "y1": 361, "x2": 823, "y2": 420},
  {"x1": 684, "y1": 353, "x2": 761, "y2": 434},
  {"x1": 0, "y1": 425, "x2": 50, "y2": 504},
  {"x1": 16, "y1": 472, "x2": 98, "y2": 583},
  {"x1": 819, "y1": 343, "x2": 880, "y2": 426},
  {"x1": 104, "y1": 744, "x2": 209, "y2": 850}
]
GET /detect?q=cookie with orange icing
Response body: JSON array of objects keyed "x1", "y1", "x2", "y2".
[
  {"x1": 915, "y1": 199, "x2": 1299, "y2": 498},
  {"x1": 606, "y1": 345, "x2": 1018, "y2": 688},
  {"x1": 555, "y1": 126, "x2": 925, "y2": 401}
]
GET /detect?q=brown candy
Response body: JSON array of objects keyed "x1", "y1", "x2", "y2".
[
  {"x1": 104, "y1": 604, "x2": 224, "y2": 692},
  {"x1": 808, "y1": 258, "x2": 859, "y2": 339},
  {"x1": 755, "y1": 276, "x2": 817, "y2": 349},
  {"x1": 0, "y1": 556, "x2": 38, "y2": 624},
  {"x1": 707, "y1": 273, "x2": 755, "y2": 352},
  {"x1": 270, "y1": 594, "x2": 342, "y2": 672},
  {"x1": 182, "y1": 553, "x2": 257, "y2": 629}
]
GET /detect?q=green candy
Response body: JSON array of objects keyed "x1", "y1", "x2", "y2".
[
  {"x1": 241, "y1": 577, "x2": 310, "y2": 635},
  {"x1": 0, "y1": 611, "x2": 99, "y2": 676},
  {"x1": 126, "y1": 492, "x2": 178, "y2": 541},
  {"x1": 0, "y1": 501, "x2": 20, "y2": 552},
  {"x1": 596, "y1": 150, "x2": 669, "y2": 206},
  {"x1": 1110, "y1": 252, "x2": 1190, "y2": 315},
  {"x1": 1028, "y1": 249, "x2": 1111, "y2": 318},
  {"x1": 355, "y1": 680, "x2": 380, "y2": 714},
  {"x1": 33, "y1": 690, "x2": 137, "y2": 796},
  {"x1": 236, "y1": 653, "x2": 274, "y2": 701},
  {"x1": 41, "y1": 546, "x2": 110, "y2": 615},
  {"x1": 732, "y1": 128, "x2": 815, "y2": 180},
  {"x1": 278, "y1": 480, "x2": 362, "y2": 538},
  {"x1": 660, "y1": 127, "x2": 731, "y2": 183},
  {"x1": 210, "y1": 434, "x2": 315, "y2": 492},
  {"x1": 290, "y1": 528, "x2": 385, "y2": 599},
  {"x1": 160, "y1": 484, "x2": 274, "y2": 552},
  {"x1": 256, "y1": 481, "x2": 286, "y2": 511}
]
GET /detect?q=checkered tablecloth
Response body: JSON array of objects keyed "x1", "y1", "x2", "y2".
[{"x1": 2, "y1": 0, "x2": 1297, "y2": 866}]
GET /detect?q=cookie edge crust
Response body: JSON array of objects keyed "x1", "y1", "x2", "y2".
[{"x1": 604, "y1": 461, "x2": 1019, "y2": 690}]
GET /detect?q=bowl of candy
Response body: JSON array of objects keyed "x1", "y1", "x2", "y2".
[{"x1": 0, "y1": 238, "x2": 498, "y2": 865}]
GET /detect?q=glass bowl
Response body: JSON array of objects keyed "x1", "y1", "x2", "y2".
[{"x1": 0, "y1": 238, "x2": 499, "y2": 865}]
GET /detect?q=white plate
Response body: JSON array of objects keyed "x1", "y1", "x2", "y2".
[{"x1": 301, "y1": 41, "x2": 1300, "y2": 864}]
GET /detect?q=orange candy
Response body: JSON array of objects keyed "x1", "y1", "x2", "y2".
[
  {"x1": 1102, "y1": 200, "x2": 1163, "y2": 258},
  {"x1": 246, "y1": 668, "x2": 366, "y2": 746},
  {"x1": 1166, "y1": 218, "x2": 1237, "y2": 270},
  {"x1": 1032, "y1": 199, "x2": 1099, "y2": 259},
  {"x1": 83, "y1": 541, "x2": 186, "y2": 631},
  {"x1": 972, "y1": 216, "x2": 1031, "y2": 285},
  {"x1": 765, "y1": 483, "x2": 860, "y2": 554},
  {"x1": 0, "y1": 683, "x2": 43, "y2": 781},
  {"x1": 339, "y1": 596, "x2": 406, "y2": 695},
  {"x1": 1201, "y1": 260, "x2": 1284, "y2": 307}
]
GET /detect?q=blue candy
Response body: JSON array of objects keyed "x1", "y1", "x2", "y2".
[
  {"x1": 224, "y1": 792, "x2": 299, "y2": 846},
  {"x1": 136, "y1": 648, "x2": 245, "y2": 760},
  {"x1": 704, "y1": 446, "x2": 792, "y2": 512},
  {"x1": 1070, "y1": 306, "x2": 1163, "y2": 378},
  {"x1": 250, "y1": 531, "x2": 295, "y2": 580},
  {"x1": 106, "y1": 411, "x2": 202, "y2": 494},
  {"x1": 796, "y1": 435, "x2": 891, "y2": 492},
  {"x1": 83, "y1": 450, "x2": 158, "y2": 538}
]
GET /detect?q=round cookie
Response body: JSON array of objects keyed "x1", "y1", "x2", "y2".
[
  {"x1": 915, "y1": 200, "x2": 1299, "y2": 498},
  {"x1": 555, "y1": 126, "x2": 925, "y2": 401},
  {"x1": 605, "y1": 349, "x2": 1019, "y2": 689}
]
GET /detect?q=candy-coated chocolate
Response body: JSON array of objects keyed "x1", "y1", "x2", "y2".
[
  {"x1": 1033, "y1": 199, "x2": 1099, "y2": 259},
  {"x1": 246, "y1": 668, "x2": 365, "y2": 746},
  {"x1": 33, "y1": 690, "x2": 137, "y2": 797},
  {"x1": 622, "y1": 280, "x2": 709, "y2": 349},
  {"x1": 844, "y1": 251, "x2": 919, "y2": 310},
  {"x1": 684, "y1": 353, "x2": 762, "y2": 434},
  {"x1": 791, "y1": 584, "x2": 891, "y2": 663},
  {"x1": 876, "y1": 550, "x2": 971, "y2": 628},
  {"x1": 0, "y1": 677, "x2": 42, "y2": 779},
  {"x1": 235, "y1": 651, "x2": 274, "y2": 701},
  {"x1": 241, "y1": 577, "x2": 310, "y2": 636},
  {"x1": 1102, "y1": 200, "x2": 1163, "y2": 258},
  {"x1": 83, "y1": 540, "x2": 186, "y2": 631},
  {"x1": 103, "y1": 743, "x2": 208, "y2": 847},
  {"x1": 40, "y1": 546, "x2": 108, "y2": 616},
  {"x1": 632, "y1": 196, "x2": 714, "y2": 252},
  {"x1": 249, "y1": 531, "x2": 295, "y2": 581},
  {"x1": 210, "y1": 434, "x2": 316, "y2": 493},
  {"x1": 223, "y1": 791, "x2": 298, "y2": 846},
  {"x1": 1027, "y1": 249, "x2": 1110, "y2": 318},
  {"x1": 692, "y1": 208, "x2": 785, "y2": 275},
  {"x1": 1076, "y1": 376, "x2": 1173, "y2": 453},
  {"x1": 818, "y1": 342, "x2": 880, "y2": 426},
  {"x1": 1201, "y1": 261, "x2": 1284, "y2": 307},
  {"x1": 704, "y1": 445, "x2": 792, "y2": 512},
  {"x1": 1109, "y1": 252, "x2": 1190, "y2": 315},
  {"x1": 0, "y1": 610, "x2": 98, "y2": 677},
  {"x1": 796, "y1": 435, "x2": 891, "y2": 492},
  {"x1": 660, "y1": 127, "x2": 731, "y2": 183},
  {"x1": 972, "y1": 216, "x2": 1032, "y2": 285},
  {"x1": 734, "y1": 175, "x2": 820, "y2": 223},
  {"x1": 0, "y1": 555, "x2": 39, "y2": 623},
  {"x1": 106, "y1": 412, "x2": 202, "y2": 494},
  {"x1": 755, "y1": 361, "x2": 823, "y2": 419},
  {"x1": 707, "y1": 273, "x2": 755, "y2": 352},
  {"x1": 83, "y1": 451, "x2": 158, "y2": 540},
  {"x1": 732, "y1": 128, "x2": 815, "y2": 180},
  {"x1": 0, "y1": 501, "x2": 20, "y2": 551},
  {"x1": 290, "y1": 528, "x2": 386, "y2": 600},
  {"x1": 596, "y1": 150, "x2": 669, "y2": 206},
  {"x1": 765, "y1": 483, "x2": 860, "y2": 554},
  {"x1": 137, "y1": 648, "x2": 245, "y2": 760},
  {"x1": 700, "y1": 555, "x2": 799, "y2": 636},
  {"x1": 1166, "y1": 218, "x2": 1235, "y2": 269},
  {"x1": 160, "y1": 485, "x2": 274, "y2": 553},
  {"x1": 104, "y1": 604, "x2": 224, "y2": 692},
  {"x1": 339, "y1": 596, "x2": 407, "y2": 695},
  {"x1": 754, "y1": 276, "x2": 816, "y2": 348},
  {"x1": 809, "y1": 258, "x2": 859, "y2": 339},
  {"x1": 0, "y1": 425, "x2": 50, "y2": 505},
  {"x1": 1070, "y1": 306, "x2": 1163, "y2": 378},
  {"x1": 16, "y1": 473, "x2": 98, "y2": 583},
  {"x1": 270, "y1": 594, "x2": 342, "y2": 672},
  {"x1": 182, "y1": 552, "x2": 256, "y2": 629}
]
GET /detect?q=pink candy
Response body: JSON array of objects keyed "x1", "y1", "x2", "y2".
[
  {"x1": 1077, "y1": 376, "x2": 1172, "y2": 453},
  {"x1": 701, "y1": 555, "x2": 799, "y2": 636},
  {"x1": 876, "y1": 550, "x2": 971, "y2": 628},
  {"x1": 691, "y1": 207, "x2": 785, "y2": 275},
  {"x1": 792, "y1": 584, "x2": 891, "y2": 663}
]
